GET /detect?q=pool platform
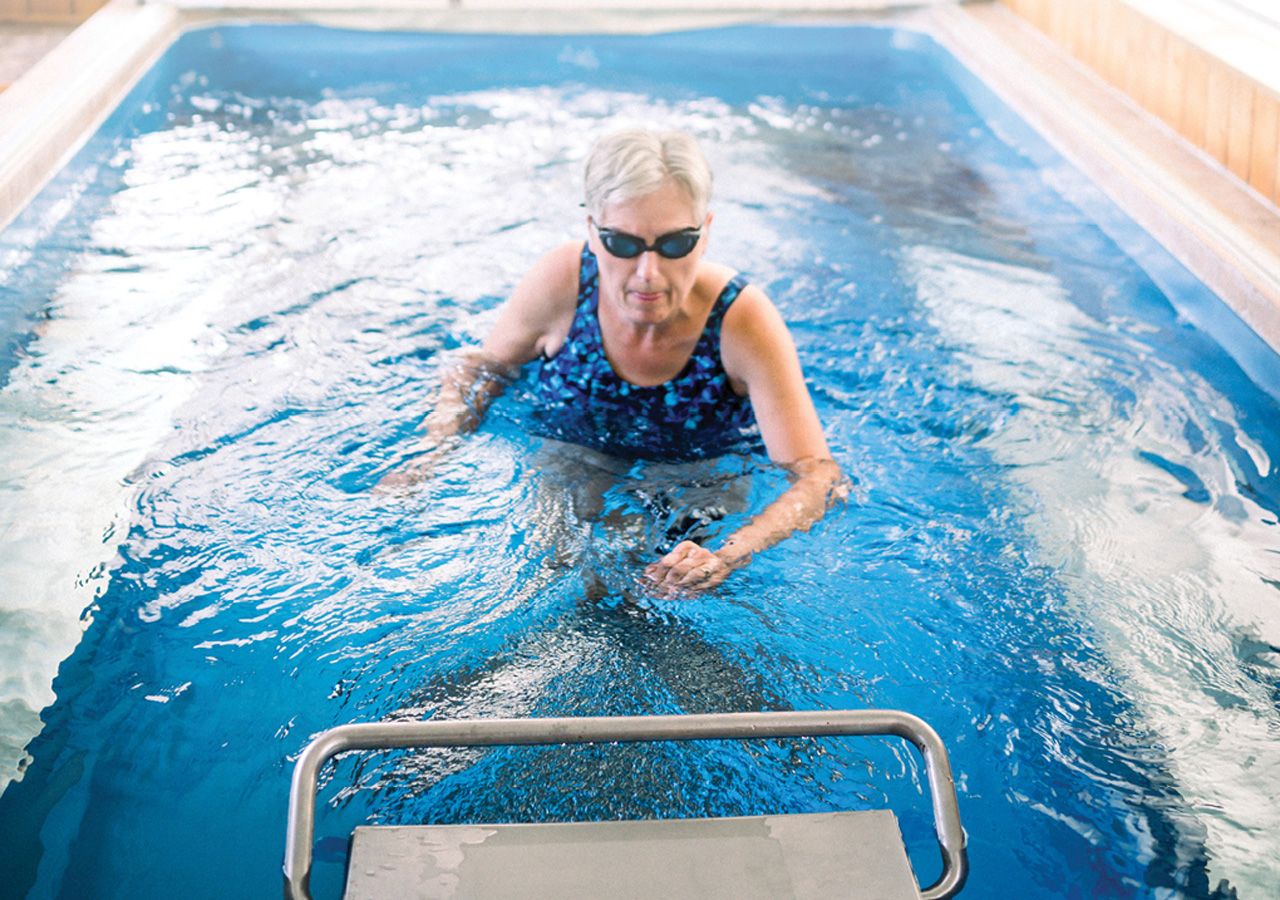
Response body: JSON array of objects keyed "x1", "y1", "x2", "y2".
[
  {"x1": 344, "y1": 812, "x2": 919, "y2": 899},
  {"x1": 285, "y1": 711, "x2": 968, "y2": 900}
]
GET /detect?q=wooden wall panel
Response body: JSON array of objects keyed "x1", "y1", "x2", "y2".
[
  {"x1": 1225, "y1": 74, "x2": 1256, "y2": 182},
  {"x1": 1138, "y1": 22, "x2": 1169, "y2": 116},
  {"x1": 1111, "y1": 4, "x2": 1139, "y2": 93},
  {"x1": 1001, "y1": 0, "x2": 1279, "y2": 207},
  {"x1": 1095, "y1": 0, "x2": 1124, "y2": 88},
  {"x1": 1048, "y1": 0, "x2": 1070, "y2": 50},
  {"x1": 1160, "y1": 32, "x2": 1189, "y2": 130},
  {"x1": 1087, "y1": 0, "x2": 1111, "y2": 78},
  {"x1": 1122, "y1": 7, "x2": 1148, "y2": 106},
  {"x1": 1248, "y1": 90, "x2": 1279, "y2": 203},
  {"x1": 25, "y1": 0, "x2": 67, "y2": 17},
  {"x1": 1, "y1": 0, "x2": 105, "y2": 23},
  {"x1": 1181, "y1": 46, "x2": 1212, "y2": 147},
  {"x1": 1204, "y1": 57, "x2": 1233, "y2": 164}
]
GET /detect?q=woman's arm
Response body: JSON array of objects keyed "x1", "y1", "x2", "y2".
[
  {"x1": 377, "y1": 243, "x2": 580, "y2": 489},
  {"x1": 408, "y1": 349, "x2": 516, "y2": 447},
  {"x1": 643, "y1": 285, "x2": 847, "y2": 593}
]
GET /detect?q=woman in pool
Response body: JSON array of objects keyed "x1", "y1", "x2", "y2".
[{"x1": 385, "y1": 128, "x2": 846, "y2": 594}]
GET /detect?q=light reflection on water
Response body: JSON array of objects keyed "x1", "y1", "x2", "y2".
[{"x1": 0, "y1": 24, "x2": 1278, "y2": 900}]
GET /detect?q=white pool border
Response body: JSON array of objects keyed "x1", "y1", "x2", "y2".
[{"x1": 0, "y1": 1, "x2": 179, "y2": 235}]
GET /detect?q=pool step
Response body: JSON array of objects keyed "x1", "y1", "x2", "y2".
[
  {"x1": 343, "y1": 810, "x2": 921, "y2": 900},
  {"x1": 285, "y1": 711, "x2": 967, "y2": 900}
]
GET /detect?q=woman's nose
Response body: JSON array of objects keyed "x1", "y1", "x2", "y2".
[{"x1": 635, "y1": 249, "x2": 659, "y2": 279}]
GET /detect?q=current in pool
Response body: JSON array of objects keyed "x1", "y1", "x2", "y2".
[{"x1": 0, "y1": 23, "x2": 1277, "y2": 900}]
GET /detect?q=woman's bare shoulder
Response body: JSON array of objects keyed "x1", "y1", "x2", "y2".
[
  {"x1": 484, "y1": 241, "x2": 584, "y2": 364},
  {"x1": 527, "y1": 241, "x2": 585, "y2": 297},
  {"x1": 720, "y1": 281, "x2": 790, "y2": 366},
  {"x1": 722, "y1": 275, "x2": 778, "y2": 326}
]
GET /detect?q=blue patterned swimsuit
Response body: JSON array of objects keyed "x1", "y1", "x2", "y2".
[{"x1": 528, "y1": 245, "x2": 759, "y2": 461}]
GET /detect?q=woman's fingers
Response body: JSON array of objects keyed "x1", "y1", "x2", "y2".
[
  {"x1": 676, "y1": 559, "x2": 726, "y2": 588},
  {"x1": 373, "y1": 440, "x2": 459, "y2": 494},
  {"x1": 644, "y1": 541, "x2": 700, "y2": 580},
  {"x1": 373, "y1": 458, "x2": 433, "y2": 493},
  {"x1": 643, "y1": 541, "x2": 728, "y2": 596}
]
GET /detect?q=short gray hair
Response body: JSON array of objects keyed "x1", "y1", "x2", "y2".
[{"x1": 583, "y1": 129, "x2": 713, "y2": 221}]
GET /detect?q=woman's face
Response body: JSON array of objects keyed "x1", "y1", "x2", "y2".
[{"x1": 588, "y1": 178, "x2": 711, "y2": 328}]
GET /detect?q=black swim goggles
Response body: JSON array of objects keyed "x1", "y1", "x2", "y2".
[{"x1": 593, "y1": 221, "x2": 703, "y2": 260}]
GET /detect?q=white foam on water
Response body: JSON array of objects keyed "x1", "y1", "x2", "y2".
[
  {"x1": 906, "y1": 243, "x2": 1280, "y2": 893},
  {"x1": 0, "y1": 265, "x2": 225, "y2": 788},
  {"x1": 0, "y1": 125, "x2": 273, "y2": 787}
]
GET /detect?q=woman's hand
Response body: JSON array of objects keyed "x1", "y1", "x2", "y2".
[
  {"x1": 372, "y1": 350, "x2": 514, "y2": 495},
  {"x1": 642, "y1": 540, "x2": 739, "y2": 597},
  {"x1": 373, "y1": 432, "x2": 461, "y2": 493},
  {"x1": 639, "y1": 457, "x2": 846, "y2": 596}
]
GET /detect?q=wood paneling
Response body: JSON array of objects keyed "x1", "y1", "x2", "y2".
[
  {"x1": 1119, "y1": 4, "x2": 1147, "y2": 103},
  {"x1": 1181, "y1": 46, "x2": 1212, "y2": 147},
  {"x1": 27, "y1": 0, "x2": 67, "y2": 18},
  {"x1": 1, "y1": 0, "x2": 105, "y2": 24},
  {"x1": 1225, "y1": 73, "x2": 1256, "y2": 182},
  {"x1": 1205, "y1": 61, "x2": 1233, "y2": 162},
  {"x1": 1000, "y1": 0, "x2": 1280, "y2": 206},
  {"x1": 1084, "y1": 0, "x2": 1110, "y2": 77},
  {"x1": 1095, "y1": 0, "x2": 1124, "y2": 87},
  {"x1": 1138, "y1": 23, "x2": 1169, "y2": 115},
  {"x1": 1248, "y1": 89, "x2": 1279, "y2": 203},
  {"x1": 1160, "y1": 33, "x2": 1189, "y2": 130}
]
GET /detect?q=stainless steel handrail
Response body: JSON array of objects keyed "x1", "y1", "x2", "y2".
[{"x1": 283, "y1": 709, "x2": 968, "y2": 900}]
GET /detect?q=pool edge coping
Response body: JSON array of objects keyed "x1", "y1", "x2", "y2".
[
  {"x1": 0, "y1": 0, "x2": 182, "y2": 235},
  {"x1": 934, "y1": 2, "x2": 1280, "y2": 367}
]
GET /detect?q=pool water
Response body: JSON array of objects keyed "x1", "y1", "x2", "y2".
[{"x1": 1, "y1": 23, "x2": 1278, "y2": 900}]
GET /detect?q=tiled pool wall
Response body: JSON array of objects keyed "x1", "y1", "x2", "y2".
[{"x1": 1002, "y1": 0, "x2": 1280, "y2": 209}]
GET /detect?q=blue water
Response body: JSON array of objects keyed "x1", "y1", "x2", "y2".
[{"x1": 1, "y1": 23, "x2": 1279, "y2": 899}]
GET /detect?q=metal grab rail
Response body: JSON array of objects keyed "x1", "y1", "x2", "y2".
[{"x1": 284, "y1": 709, "x2": 968, "y2": 900}]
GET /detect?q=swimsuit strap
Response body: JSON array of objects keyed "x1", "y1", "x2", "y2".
[
  {"x1": 705, "y1": 274, "x2": 748, "y2": 336},
  {"x1": 578, "y1": 242, "x2": 598, "y2": 312}
]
